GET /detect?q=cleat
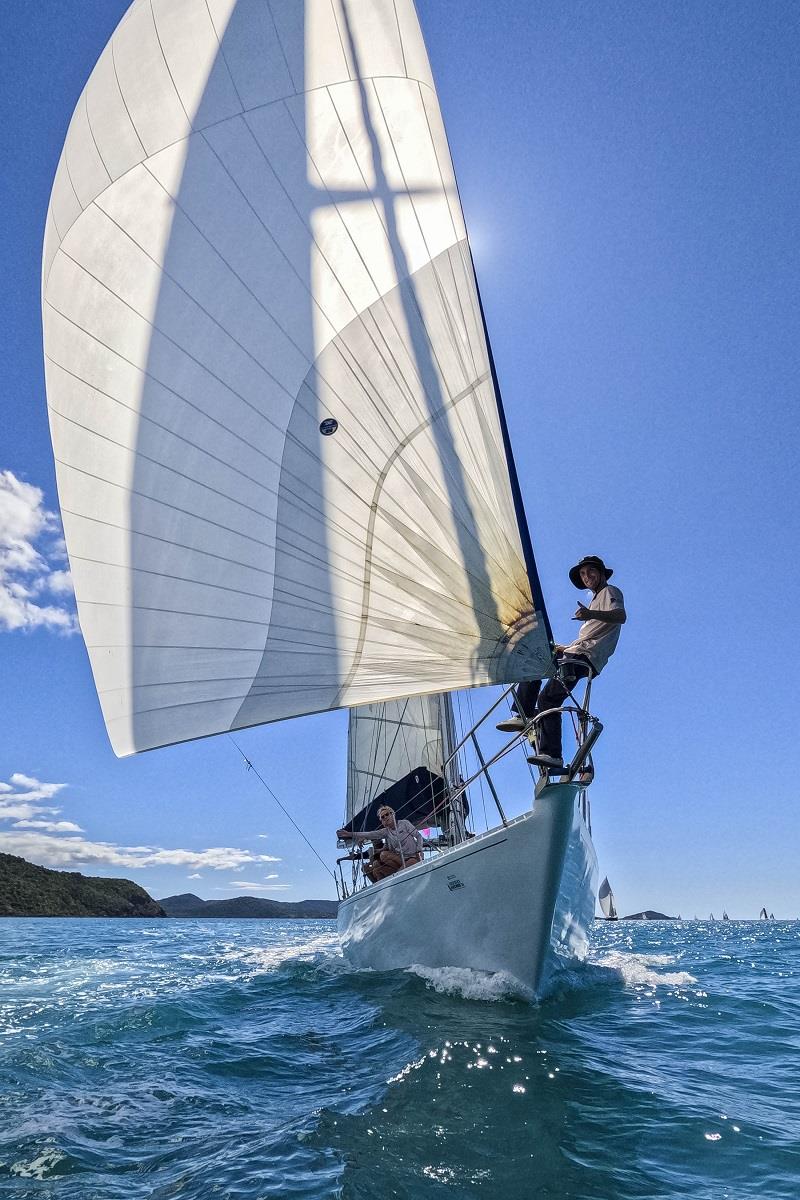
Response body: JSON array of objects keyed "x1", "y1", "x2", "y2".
[{"x1": 496, "y1": 717, "x2": 526, "y2": 733}]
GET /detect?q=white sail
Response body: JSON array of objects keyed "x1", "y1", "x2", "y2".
[
  {"x1": 42, "y1": 0, "x2": 551, "y2": 757},
  {"x1": 346, "y1": 693, "x2": 455, "y2": 823},
  {"x1": 598, "y1": 876, "x2": 617, "y2": 920}
]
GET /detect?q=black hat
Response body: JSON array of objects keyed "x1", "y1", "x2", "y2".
[{"x1": 569, "y1": 555, "x2": 613, "y2": 589}]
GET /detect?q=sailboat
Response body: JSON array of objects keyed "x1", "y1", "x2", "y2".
[
  {"x1": 41, "y1": 0, "x2": 600, "y2": 996},
  {"x1": 722, "y1": 910, "x2": 729, "y2": 920},
  {"x1": 597, "y1": 877, "x2": 618, "y2": 921},
  {"x1": 338, "y1": 686, "x2": 598, "y2": 992},
  {"x1": 760, "y1": 908, "x2": 769, "y2": 920}
]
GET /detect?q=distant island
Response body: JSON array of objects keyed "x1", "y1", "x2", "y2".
[
  {"x1": 159, "y1": 893, "x2": 338, "y2": 919},
  {"x1": 0, "y1": 852, "x2": 165, "y2": 917},
  {"x1": 0, "y1": 854, "x2": 338, "y2": 919},
  {"x1": 621, "y1": 910, "x2": 678, "y2": 921}
]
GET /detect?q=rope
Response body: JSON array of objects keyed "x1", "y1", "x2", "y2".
[{"x1": 228, "y1": 735, "x2": 336, "y2": 881}]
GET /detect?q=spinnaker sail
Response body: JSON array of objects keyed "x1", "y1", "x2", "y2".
[{"x1": 43, "y1": 0, "x2": 552, "y2": 757}]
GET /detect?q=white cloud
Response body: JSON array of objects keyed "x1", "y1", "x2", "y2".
[
  {"x1": 12, "y1": 820, "x2": 84, "y2": 833},
  {"x1": 0, "y1": 772, "x2": 65, "y2": 822},
  {"x1": 227, "y1": 876, "x2": 280, "y2": 890},
  {"x1": 188, "y1": 873, "x2": 202, "y2": 880},
  {"x1": 0, "y1": 804, "x2": 58, "y2": 822},
  {"x1": 8, "y1": 773, "x2": 67, "y2": 801},
  {"x1": 218, "y1": 881, "x2": 292, "y2": 892},
  {"x1": 46, "y1": 569, "x2": 74, "y2": 596},
  {"x1": 0, "y1": 470, "x2": 78, "y2": 634},
  {"x1": 0, "y1": 772, "x2": 281, "y2": 876},
  {"x1": 0, "y1": 774, "x2": 66, "y2": 826},
  {"x1": 0, "y1": 831, "x2": 282, "y2": 872}
]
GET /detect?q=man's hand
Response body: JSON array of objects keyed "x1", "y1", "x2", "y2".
[
  {"x1": 336, "y1": 828, "x2": 352, "y2": 839},
  {"x1": 572, "y1": 604, "x2": 626, "y2": 624}
]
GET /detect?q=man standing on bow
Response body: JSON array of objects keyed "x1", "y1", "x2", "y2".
[{"x1": 497, "y1": 555, "x2": 626, "y2": 772}]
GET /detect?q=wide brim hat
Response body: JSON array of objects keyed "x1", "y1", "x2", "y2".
[{"x1": 569, "y1": 555, "x2": 613, "y2": 589}]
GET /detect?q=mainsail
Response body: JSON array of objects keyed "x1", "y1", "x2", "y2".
[
  {"x1": 598, "y1": 876, "x2": 617, "y2": 920},
  {"x1": 346, "y1": 693, "x2": 455, "y2": 824},
  {"x1": 42, "y1": 0, "x2": 552, "y2": 757}
]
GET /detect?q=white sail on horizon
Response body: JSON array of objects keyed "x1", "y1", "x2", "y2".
[
  {"x1": 598, "y1": 876, "x2": 617, "y2": 920},
  {"x1": 42, "y1": 0, "x2": 552, "y2": 757}
]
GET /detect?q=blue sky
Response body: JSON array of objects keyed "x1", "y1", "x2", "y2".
[{"x1": 2, "y1": 0, "x2": 798, "y2": 916}]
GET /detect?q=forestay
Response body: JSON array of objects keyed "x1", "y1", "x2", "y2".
[{"x1": 42, "y1": 0, "x2": 552, "y2": 757}]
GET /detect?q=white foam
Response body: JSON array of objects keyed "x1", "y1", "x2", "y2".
[
  {"x1": 217, "y1": 932, "x2": 343, "y2": 976},
  {"x1": 406, "y1": 963, "x2": 531, "y2": 1002},
  {"x1": 10, "y1": 1148, "x2": 66, "y2": 1180},
  {"x1": 589, "y1": 950, "x2": 697, "y2": 989}
]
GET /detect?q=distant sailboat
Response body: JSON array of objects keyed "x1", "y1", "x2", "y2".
[
  {"x1": 760, "y1": 908, "x2": 769, "y2": 920},
  {"x1": 769, "y1": 912, "x2": 775, "y2": 920},
  {"x1": 722, "y1": 910, "x2": 729, "y2": 920},
  {"x1": 709, "y1": 913, "x2": 715, "y2": 921},
  {"x1": 598, "y1": 877, "x2": 618, "y2": 921}
]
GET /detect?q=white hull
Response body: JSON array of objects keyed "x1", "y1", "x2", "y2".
[{"x1": 337, "y1": 782, "x2": 598, "y2": 998}]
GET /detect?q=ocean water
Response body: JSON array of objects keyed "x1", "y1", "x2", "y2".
[{"x1": 0, "y1": 919, "x2": 798, "y2": 1199}]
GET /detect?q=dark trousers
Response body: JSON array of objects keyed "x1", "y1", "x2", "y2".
[{"x1": 514, "y1": 655, "x2": 593, "y2": 759}]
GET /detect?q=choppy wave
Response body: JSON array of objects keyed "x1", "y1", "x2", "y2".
[
  {"x1": 405, "y1": 962, "x2": 531, "y2": 1002},
  {"x1": 2, "y1": 918, "x2": 799, "y2": 1199}
]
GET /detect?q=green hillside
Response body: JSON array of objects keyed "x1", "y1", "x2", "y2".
[
  {"x1": 159, "y1": 893, "x2": 338, "y2": 918},
  {"x1": 0, "y1": 853, "x2": 165, "y2": 917}
]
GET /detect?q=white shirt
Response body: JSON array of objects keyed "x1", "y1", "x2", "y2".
[
  {"x1": 562, "y1": 584, "x2": 625, "y2": 673},
  {"x1": 356, "y1": 818, "x2": 421, "y2": 859}
]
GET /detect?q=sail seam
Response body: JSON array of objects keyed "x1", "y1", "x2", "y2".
[
  {"x1": 331, "y1": 373, "x2": 486, "y2": 707},
  {"x1": 43, "y1": 73, "x2": 439, "y2": 293}
]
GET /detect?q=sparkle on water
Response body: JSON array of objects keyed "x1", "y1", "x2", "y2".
[{"x1": 1, "y1": 918, "x2": 798, "y2": 1198}]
